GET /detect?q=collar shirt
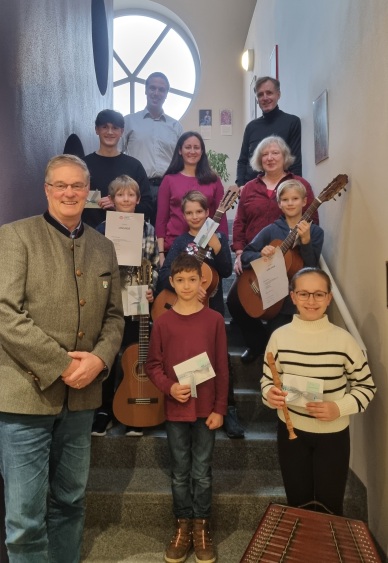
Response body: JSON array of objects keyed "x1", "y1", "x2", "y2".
[{"x1": 123, "y1": 108, "x2": 183, "y2": 178}]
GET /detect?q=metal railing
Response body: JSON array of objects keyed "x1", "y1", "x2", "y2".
[{"x1": 319, "y1": 256, "x2": 368, "y2": 359}]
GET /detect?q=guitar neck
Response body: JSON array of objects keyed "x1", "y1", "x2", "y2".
[
  {"x1": 138, "y1": 314, "x2": 150, "y2": 363},
  {"x1": 280, "y1": 197, "x2": 322, "y2": 254}
]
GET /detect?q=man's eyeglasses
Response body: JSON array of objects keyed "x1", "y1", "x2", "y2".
[
  {"x1": 294, "y1": 291, "x2": 328, "y2": 302},
  {"x1": 46, "y1": 182, "x2": 88, "y2": 193}
]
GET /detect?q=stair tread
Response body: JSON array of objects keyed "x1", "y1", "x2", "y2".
[{"x1": 87, "y1": 467, "x2": 285, "y2": 497}]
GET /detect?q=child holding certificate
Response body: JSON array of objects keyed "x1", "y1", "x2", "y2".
[
  {"x1": 261, "y1": 267, "x2": 376, "y2": 515},
  {"x1": 228, "y1": 179, "x2": 324, "y2": 364},
  {"x1": 156, "y1": 190, "x2": 244, "y2": 439},
  {"x1": 91, "y1": 175, "x2": 159, "y2": 437},
  {"x1": 157, "y1": 190, "x2": 232, "y2": 316},
  {"x1": 146, "y1": 253, "x2": 228, "y2": 563}
]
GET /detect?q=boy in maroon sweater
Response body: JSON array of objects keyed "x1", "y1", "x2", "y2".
[{"x1": 146, "y1": 253, "x2": 228, "y2": 563}]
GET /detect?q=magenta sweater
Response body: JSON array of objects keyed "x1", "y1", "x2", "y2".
[{"x1": 155, "y1": 173, "x2": 228, "y2": 251}]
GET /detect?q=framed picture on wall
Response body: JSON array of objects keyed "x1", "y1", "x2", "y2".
[
  {"x1": 313, "y1": 90, "x2": 329, "y2": 164},
  {"x1": 250, "y1": 75, "x2": 257, "y2": 120},
  {"x1": 270, "y1": 45, "x2": 279, "y2": 79}
]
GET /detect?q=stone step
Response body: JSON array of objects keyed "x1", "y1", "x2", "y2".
[
  {"x1": 90, "y1": 421, "x2": 278, "y2": 472},
  {"x1": 83, "y1": 457, "x2": 367, "y2": 562}
]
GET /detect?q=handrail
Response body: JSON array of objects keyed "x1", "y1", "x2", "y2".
[{"x1": 319, "y1": 256, "x2": 368, "y2": 359}]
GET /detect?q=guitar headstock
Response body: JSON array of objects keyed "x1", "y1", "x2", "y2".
[
  {"x1": 137, "y1": 259, "x2": 152, "y2": 286},
  {"x1": 318, "y1": 174, "x2": 349, "y2": 203},
  {"x1": 218, "y1": 185, "x2": 240, "y2": 213}
]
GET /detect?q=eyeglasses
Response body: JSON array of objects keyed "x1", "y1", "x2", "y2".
[
  {"x1": 294, "y1": 291, "x2": 328, "y2": 302},
  {"x1": 46, "y1": 182, "x2": 88, "y2": 192}
]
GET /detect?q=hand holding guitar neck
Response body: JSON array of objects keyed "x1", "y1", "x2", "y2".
[{"x1": 266, "y1": 352, "x2": 297, "y2": 440}]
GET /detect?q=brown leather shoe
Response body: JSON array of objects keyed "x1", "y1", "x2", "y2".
[
  {"x1": 192, "y1": 518, "x2": 216, "y2": 563},
  {"x1": 164, "y1": 518, "x2": 193, "y2": 563}
]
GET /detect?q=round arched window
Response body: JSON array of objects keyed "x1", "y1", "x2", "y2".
[{"x1": 113, "y1": 11, "x2": 199, "y2": 119}]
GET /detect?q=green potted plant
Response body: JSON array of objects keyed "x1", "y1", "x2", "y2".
[{"x1": 207, "y1": 150, "x2": 230, "y2": 183}]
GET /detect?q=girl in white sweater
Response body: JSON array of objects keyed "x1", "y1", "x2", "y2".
[{"x1": 261, "y1": 267, "x2": 376, "y2": 514}]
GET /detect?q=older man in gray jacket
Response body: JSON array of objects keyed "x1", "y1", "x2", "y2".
[{"x1": 0, "y1": 155, "x2": 124, "y2": 563}]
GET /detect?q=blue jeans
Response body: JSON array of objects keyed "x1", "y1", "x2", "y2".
[
  {"x1": 0, "y1": 407, "x2": 94, "y2": 563},
  {"x1": 166, "y1": 419, "x2": 216, "y2": 519}
]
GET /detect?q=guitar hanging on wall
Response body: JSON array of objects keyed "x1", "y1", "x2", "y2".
[
  {"x1": 151, "y1": 185, "x2": 240, "y2": 321},
  {"x1": 113, "y1": 259, "x2": 165, "y2": 428},
  {"x1": 237, "y1": 174, "x2": 349, "y2": 319}
]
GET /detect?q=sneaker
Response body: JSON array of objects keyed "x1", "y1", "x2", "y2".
[
  {"x1": 192, "y1": 519, "x2": 216, "y2": 563},
  {"x1": 91, "y1": 413, "x2": 112, "y2": 436},
  {"x1": 164, "y1": 518, "x2": 192, "y2": 563},
  {"x1": 125, "y1": 426, "x2": 143, "y2": 436},
  {"x1": 223, "y1": 405, "x2": 245, "y2": 439}
]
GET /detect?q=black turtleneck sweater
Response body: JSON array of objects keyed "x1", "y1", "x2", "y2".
[{"x1": 236, "y1": 105, "x2": 302, "y2": 185}]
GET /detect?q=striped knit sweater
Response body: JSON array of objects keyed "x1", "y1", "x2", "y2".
[{"x1": 261, "y1": 315, "x2": 376, "y2": 433}]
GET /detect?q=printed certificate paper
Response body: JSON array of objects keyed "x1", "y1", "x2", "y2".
[
  {"x1": 105, "y1": 211, "x2": 144, "y2": 266},
  {"x1": 250, "y1": 247, "x2": 288, "y2": 310},
  {"x1": 173, "y1": 352, "x2": 215, "y2": 398},
  {"x1": 122, "y1": 285, "x2": 149, "y2": 317},
  {"x1": 282, "y1": 373, "x2": 324, "y2": 407}
]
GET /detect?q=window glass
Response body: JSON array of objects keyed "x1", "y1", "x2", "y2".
[{"x1": 113, "y1": 12, "x2": 198, "y2": 119}]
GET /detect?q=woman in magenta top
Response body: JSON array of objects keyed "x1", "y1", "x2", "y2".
[{"x1": 155, "y1": 131, "x2": 228, "y2": 265}]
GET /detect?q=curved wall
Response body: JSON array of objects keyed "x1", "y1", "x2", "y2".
[{"x1": 0, "y1": 0, "x2": 113, "y2": 223}]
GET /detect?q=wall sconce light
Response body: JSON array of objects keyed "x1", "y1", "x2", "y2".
[{"x1": 241, "y1": 49, "x2": 254, "y2": 72}]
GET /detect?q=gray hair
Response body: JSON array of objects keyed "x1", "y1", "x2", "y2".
[
  {"x1": 45, "y1": 154, "x2": 90, "y2": 183},
  {"x1": 250, "y1": 135, "x2": 295, "y2": 172}
]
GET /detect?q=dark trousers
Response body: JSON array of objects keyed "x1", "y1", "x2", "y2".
[
  {"x1": 227, "y1": 281, "x2": 291, "y2": 352},
  {"x1": 0, "y1": 476, "x2": 8, "y2": 563},
  {"x1": 277, "y1": 420, "x2": 350, "y2": 515},
  {"x1": 149, "y1": 178, "x2": 162, "y2": 227},
  {"x1": 97, "y1": 317, "x2": 142, "y2": 418}
]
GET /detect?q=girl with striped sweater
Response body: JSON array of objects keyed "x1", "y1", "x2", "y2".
[{"x1": 261, "y1": 267, "x2": 376, "y2": 515}]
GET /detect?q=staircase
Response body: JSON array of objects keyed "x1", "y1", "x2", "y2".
[{"x1": 82, "y1": 277, "x2": 368, "y2": 562}]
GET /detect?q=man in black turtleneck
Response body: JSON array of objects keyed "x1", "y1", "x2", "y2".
[{"x1": 236, "y1": 76, "x2": 302, "y2": 186}]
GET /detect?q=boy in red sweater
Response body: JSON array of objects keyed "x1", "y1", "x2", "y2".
[{"x1": 146, "y1": 253, "x2": 228, "y2": 563}]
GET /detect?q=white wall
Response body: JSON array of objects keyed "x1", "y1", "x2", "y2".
[{"x1": 245, "y1": 0, "x2": 388, "y2": 555}]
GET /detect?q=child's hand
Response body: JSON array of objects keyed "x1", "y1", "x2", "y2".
[
  {"x1": 305, "y1": 401, "x2": 340, "y2": 421},
  {"x1": 98, "y1": 196, "x2": 115, "y2": 210},
  {"x1": 208, "y1": 234, "x2": 221, "y2": 254},
  {"x1": 296, "y1": 220, "x2": 311, "y2": 244},
  {"x1": 170, "y1": 382, "x2": 191, "y2": 403},
  {"x1": 267, "y1": 385, "x2": 287, "y2": 408},
  {"x1": 197, "y1": 286, "x2": 207, "y2": 303},
  {"x1": 206, "y1": 412, "x2": 223, "y2": 430},
  {"x1": 261, "y1": 245, "x2": 276, "y2": 257},
  {"x1": 146, "y1": 289, "x2": 154, "y2": 303}
]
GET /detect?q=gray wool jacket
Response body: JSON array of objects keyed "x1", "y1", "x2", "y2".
[{"x1": 0, "y1": 214, "x2": 124, "y2": 415}]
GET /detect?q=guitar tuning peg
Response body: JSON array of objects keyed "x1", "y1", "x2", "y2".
[{"x1": 338, "y1": 193, "x2": 342, "y2": 197}]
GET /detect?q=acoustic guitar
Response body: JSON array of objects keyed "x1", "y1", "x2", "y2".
[
  {"x1": 113, "y1": 259, "x2": 165, "y2": 428},
  {"x1": 237, "y1": 174, "x2": 349, "y2": 319},
  {"x1": 151, "y1": 185, "x2": 240, "y2": 321}
]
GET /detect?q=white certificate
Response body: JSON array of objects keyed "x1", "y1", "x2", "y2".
[
  {"x1": 105, "y1": 211, "x2": 144, "y2": 266},
  {"x1": 282, "y1": 373, "x2": 324, "y2": 407},
  {"x1": 124, "y1": 285, "x2": 149, "y2": 317},
  {"x1": 250, "y1": 247, "x2": 289, "y2": 310},
  {"x1": 173, "y1": 352, "x2": 215, "y2": 398},
  {"x1": 194, "y1": 218, "x2": 218, "y2": 249}
]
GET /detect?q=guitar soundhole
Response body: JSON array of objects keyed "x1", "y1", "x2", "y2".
[
  {"x1": 133, "y1": 362, "x2": 148, "y2": 381},
  {"x1": 164, "y1": 302, "x2": 173, "y2": 310}
]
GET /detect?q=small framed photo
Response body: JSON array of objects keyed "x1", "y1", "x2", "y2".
[
  {"x1": 199, "y1": 109, "x2": 212, "y2": 126},
  {"x1": 313, "y1": 90, "x2": 329, "y2": 164}
]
